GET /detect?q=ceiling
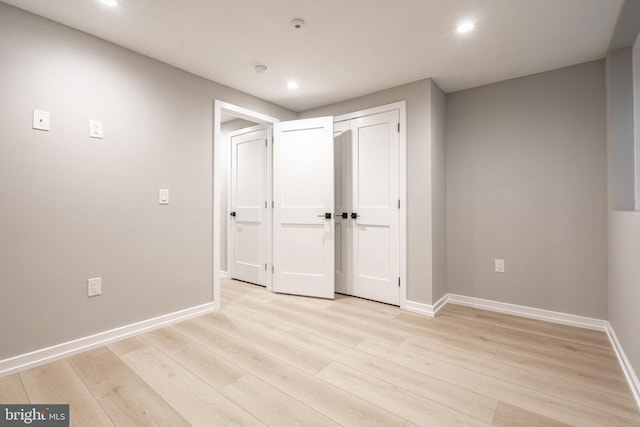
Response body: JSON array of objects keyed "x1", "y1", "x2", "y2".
[{"x1": 2, "y1": 0, "x2": 624, "y2": 112}]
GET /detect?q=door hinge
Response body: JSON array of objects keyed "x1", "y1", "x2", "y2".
[
  {"x1": 398, "y1": 199, "x2": 400, "y2": 209},
  {"x1": 265, "y1": 138, "x2": 267, "y2": 147},
  {"x1": 265, "y1": 201, "x2": 267, "y2": 208},
  {"x1": 272, "y1": 200, "x2": 275, "y2": 208},
  {"x1": 264, "y1": 263, "x2": 267, "y2": 271},
  {"x1": 398, "y1": 277, "x2": 401, "y2": 287},
  {"x1": 272, "y1": 266, "x2": 275, "y2": 273},
  {"x1": 397, "y1": 122, "x2": 400, "y2": 133}
]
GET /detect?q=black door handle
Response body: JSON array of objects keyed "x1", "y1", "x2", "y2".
[
  {"x1": 316, "y1": 212, "x2": 332, "y2": 219},
  {"x1": 230, "y1": 212, "x2": 236, "y2": 217},
  {"x1": 341, "y1": 212, "x2": 348, "y2": 219},
  {"x1": 351, "y1": 212, "x2": 359, "y2": 219}
]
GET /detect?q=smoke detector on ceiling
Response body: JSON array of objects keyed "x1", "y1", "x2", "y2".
[
  {"x1": 290, "y1": 18, "x2": 305, "y2": 30},
  {"x1": 254, "y1": 64, "x2": 269, "y2": 74}
]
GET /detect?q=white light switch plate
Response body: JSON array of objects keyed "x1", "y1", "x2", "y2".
[
  {"x1": 33, "y1": 109, "x2": 50, "y2": 131},
  {"x1": 159, "y1": 189, "x2": 169, "y2": 205},
  {"x1": 495, "y1": 259, "x2": 505, "y2": 273},
  {"x1": 90, "y1": 120, "x2": 103, "y2": 139}
]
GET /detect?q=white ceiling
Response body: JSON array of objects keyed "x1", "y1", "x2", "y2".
[{"x1": 3, "y1": 0, "x2": 624, "y2": 112}]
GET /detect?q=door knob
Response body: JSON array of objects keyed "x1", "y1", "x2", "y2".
[
  {"x1": 230, "y1": 212, "x2": 236, "y2": 217},
  {"x1": 317, "y1": 213, "x2": 332, "y2": 219},
  {"x1": 341, "y1": 212, "x2": 348, "y2": 219},
  {"x1": 351, "y1": 212, "x2": 359, "y2": 219}
]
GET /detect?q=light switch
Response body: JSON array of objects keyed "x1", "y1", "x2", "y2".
[
  {"x1": 33, "y1": 109, "x2": 50, "y2": 131},
  {"x1": 159, "y1": 189, "x2": 169, "y2": 205},
  {"x1": 90, "y1": 120, "x2": 103, "y2": 139}
]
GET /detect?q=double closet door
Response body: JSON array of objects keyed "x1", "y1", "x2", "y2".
[
  {"x1": 334, "y1": 110, "x2": 400, "y2": 306},
  {"x1": 227, "y1": 109, "x2": 400, "y2": 305}
]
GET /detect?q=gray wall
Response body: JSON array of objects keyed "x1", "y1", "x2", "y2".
[
  {"x1": 635, "y1": 38, "x2": 640, "y2": 209},
  {"x1": 446, "y1": 61, "x2": 608, "y2": 319},
  {"x1": 300, "y1": 79, "x2": 446, "y2": 305},
  {"x1": 607, "y1": 28, "x2": 640, "y2": 379},
  {"x1": 609, "y1": 211, "x2": 640, "y2": 377},
  {"x1": 0, "y1": 3, "x2": 294, "y2": 360},
  {"x1": 429, "y1": 80, "x2": 447, "y2": 302},
  {"x1": 607, "y1": 48, "x2": 636, "y2": 210}
]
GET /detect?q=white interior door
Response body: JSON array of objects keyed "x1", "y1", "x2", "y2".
[
  {"x1": 273, "y1": 116, "x2": 335, "y2": 299},
  {"x1": 350, "y1": 110, "x2": 400, "y2": 305},
  {"x1": 229, "y1": 126, "x2": 269, "y2": 286},
  {"x1": 334, "y1": 121, "x2": 352, "y2": 294}
]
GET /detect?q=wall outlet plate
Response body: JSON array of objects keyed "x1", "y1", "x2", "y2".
[
  {"x1": 88, "y1": 277, "x2": 102, "y2": 297},
  {"x1": 495, "y1": 259, "x2": 505, "y2": 273},
  {"x1": 89, "y1": 120, "x2": 103, "y2": 139},
  {"x1": 33, "y1": 109, "x2": 50, "y2": 131}
]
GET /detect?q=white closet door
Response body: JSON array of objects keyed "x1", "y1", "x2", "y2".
[
  {"x1": 351, "y1": 110, "x2": 400, "y2": 305},
  {"x1": 334, "y1": 120, "x2": 352, "y2": 294},
  {"x1": 229, "y1": 127, "x2": 269, "y2": 285},
  {"x1": 273, "y1": 117, "x2": 335, "y2": 299}
]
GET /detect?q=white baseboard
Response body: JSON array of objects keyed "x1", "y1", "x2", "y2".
[
  {"x1": 404, "y1": 300, "x2": 435, "y2": 317},
  {"x1": 405, "y1": 294, "x2": 447, "y2": 317},
  {"x1": 0, "y1": 302, "x2": 216, "y2": 377},
  {"x1": 606, "y1": 324, "x2": 640, "y2": 411},
  {"x1": 446, "y1": 294, "x2": 609, "y2": 331},
  {"x1": 220, "y1": 270, "x2": 229, "y2": 279}
]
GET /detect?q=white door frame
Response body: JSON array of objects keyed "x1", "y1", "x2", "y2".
[
  {"x1": 334, "y1": 101, "x2": 407, "y2": 309},
  {"x1": 213, "y1": 100, "x2": 279, "y2": 310}
]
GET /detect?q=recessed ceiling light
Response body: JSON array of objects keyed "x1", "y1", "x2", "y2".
[
  {"x1": 286, "y1": 81, "x2": 299, "y2": 90},
  {"x1": 99, "y1": 0, "x2": 118, "y2": 5},
  {"x1": 457, "y1": 20, "x2": 475, "y2": 33}
]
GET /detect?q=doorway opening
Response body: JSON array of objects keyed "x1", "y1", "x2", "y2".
[{"x1": 213, "y1": 100, "x2": 279, "y2": 310}]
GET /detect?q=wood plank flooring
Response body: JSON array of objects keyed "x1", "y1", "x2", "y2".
[{"x1": 2, "y1": 279, "x2": 639, "y2": 426}]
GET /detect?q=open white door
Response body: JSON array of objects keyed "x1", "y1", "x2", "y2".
[
  {"x1": 272, "y1": 116, "x2": 335, "y2": 299},
  {"x1": 350, "y1": 110, "x2": 400, "y2": 305},
  {"x1": 229, "y1": 126, "x2": 270, "y2": 286}
]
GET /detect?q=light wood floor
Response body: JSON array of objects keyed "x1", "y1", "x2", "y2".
[{"x1": 1, "y1": 279, "x2": 639, "y2": 426}]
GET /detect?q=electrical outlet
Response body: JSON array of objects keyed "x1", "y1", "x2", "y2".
[
  {"x1": 89, "y1": 120, "x2": 103, "y2": 139},
  {"x1": 495, "y1": 259, "x2": 505, "y2": 273},
  {"x1": 88, "y1": 277, "x2": 102, "y2": 297}
]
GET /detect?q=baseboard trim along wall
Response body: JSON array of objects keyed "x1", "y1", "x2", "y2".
[
  {"x1": 220, "y1": 270, "x2": 229, "y2": 279},
  {"x1": 607, "y1": 325, "x2": 640, "y2": 410},
  {"x1": 405, "y1": 294, "x2": 448, "y2": 317},
  {"x1": 406, "y1": 293, "x2": 639, "y2": 411},
  {"x1": 0, "y1": 302, "x2": 216, "y2": 377},
  {"x1": 445, "y1": 294, "x2": 609, "y2": 330}
]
